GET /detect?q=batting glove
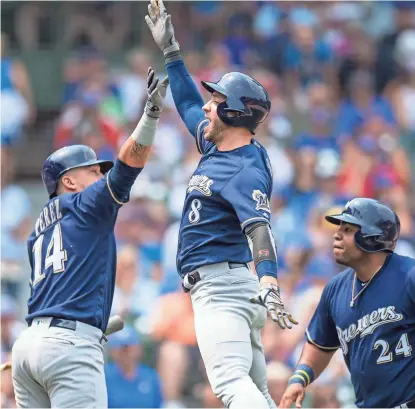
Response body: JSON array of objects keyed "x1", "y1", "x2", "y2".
[
  {"x1": 145, "y1": 67, "x2": 169, "y2": 119},
  {"x1": 250, "y1": 283, "x2": 298, "y2": 330},
  {"x1": 145, "y1": 0, "x2": 180, "y2": 57}
]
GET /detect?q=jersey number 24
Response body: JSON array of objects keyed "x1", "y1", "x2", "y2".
[{"x1": 32, "y1": 223, "x2": 67, "y2": 286}]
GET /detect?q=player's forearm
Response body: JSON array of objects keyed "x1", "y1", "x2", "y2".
[
  {"x1": 294, "y1": 342, "x2": 336, "y2": 383},
  {"x1": 118, "y1": 113, "x2": 158, "y2": 168},
  {"x1": 166, "y1": 59, "x2": 205, "y2": 136},
  {"x1": 245, "y1": 222, "x2": 278, "y2": 280}
]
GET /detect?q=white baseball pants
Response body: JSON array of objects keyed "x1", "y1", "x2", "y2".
[
  {"x1": 189, "y1": 262, "x2": 277, "y2": 408},
  {"x1": 12, "y1": 317, "x2": 107, "y2": 408}
]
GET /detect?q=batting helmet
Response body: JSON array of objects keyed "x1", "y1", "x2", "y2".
[
  {"x1": 325, "y1": 198, "x2": 400, "y2": 253},
  {"x1": 201, "y1": 72, "x2": 271, "y2": 135},
  {"x1": 41, "y1": 145, "x2": 113, "y2": 199}
]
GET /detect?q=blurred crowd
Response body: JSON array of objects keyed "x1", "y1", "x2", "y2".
[{"x1": 2, "y1": 1, "x2": 415, "y2": 408}]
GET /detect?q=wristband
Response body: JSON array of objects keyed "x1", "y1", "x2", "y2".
[
  {"x1": 288, "y1": 364, "x2": 314, "y2": 387},
  {"x1": 131, "y1": 113, "x2": 159, "y2": 146}
]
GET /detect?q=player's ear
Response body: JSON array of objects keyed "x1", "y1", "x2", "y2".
[{"x1": 59, "y1": 172, "x2": 77, "y2": 194}]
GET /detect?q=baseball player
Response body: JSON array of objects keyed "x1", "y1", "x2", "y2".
[
  {"x1": 146, "y1": 2, "x2": 297, "y2": 408},
  {"x1": 279, "y1": 198, "x2": 415, "y2": 408},
  {"x1": 11, "y1": 68, "x2": 169, "y2": 408}
]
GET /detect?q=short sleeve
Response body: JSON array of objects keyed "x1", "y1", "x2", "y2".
[
  {"x1": 221, "y1": 167, "x2": 272, "y2": 230},
  {"x1": 74, "y1": 174, "x2": 122, "y2": 229},
  {"x1": 306, "y1": 284, "x2": 341, "y2": 351}
]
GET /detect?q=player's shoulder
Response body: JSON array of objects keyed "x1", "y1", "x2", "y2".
[
  {"x1": 242, "y1": 139, "x2": 273, "y2": 178},
  {"x1": 324, "y1": 268, "x2": 353, "y2": 293},
  {"x1": 389, "y1": 253, "x2": 415, "y2": 275}
]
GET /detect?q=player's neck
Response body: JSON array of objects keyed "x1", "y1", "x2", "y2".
[
  {"x1": 216, "y1": 130, "x2": 252, "y2": 151},
  {"x1": 354, "y1": 253, "x2": 389, "y2": 282}
]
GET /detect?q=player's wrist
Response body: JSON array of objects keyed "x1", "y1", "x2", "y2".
[
  {"x1": 131, "y1": 112, "x2": 159, "y2": 146},
  {"x1": 288, "y1": 364, "x2": 315, "y2": 388},
  {"x1": 164, "y1": 49, "x2": 182, "y2": 64}
]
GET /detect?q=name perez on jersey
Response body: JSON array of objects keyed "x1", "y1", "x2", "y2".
[
  {"x1": 337, "y1": 306, "x2": 404, "y2": 355},
  {"x1": 35, "y1": 198, "x2": 63, "y2": 236}
]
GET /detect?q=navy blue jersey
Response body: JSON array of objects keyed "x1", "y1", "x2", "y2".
[
  {"x1": 164, "y1": 59, "x2": 273, "y2": 277},
  {"x1": 26, "y1": 172, "x2": 127, "y2": 332},
  {"x1": 307, "y1": 253, "x2": 415, "y2": 408},
  {"x1": 176, "y1": 119, "x2": 273, "y2": 276}
]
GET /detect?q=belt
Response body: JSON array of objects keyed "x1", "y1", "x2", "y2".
[
  {"x1": 396, "y1": 399, "x2": 415, "y2": 408},
  {"x1": 182, "y1": 262, "x2": 248, "y2": 293},
  {"x1": 30, "y1": 318, "x2": 107, "y2": 345}
]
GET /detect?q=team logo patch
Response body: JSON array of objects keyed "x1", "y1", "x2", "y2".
[
  {"x1": 252, "y1": 190, "x2": 270, "y2": 213},
  {"x1": 187, "y1": 175, "x2": 213, "y2": 196}
]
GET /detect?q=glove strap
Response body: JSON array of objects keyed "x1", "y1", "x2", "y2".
[{"x1": 261, "y1": 283, "x2": 282, "y2": 304}]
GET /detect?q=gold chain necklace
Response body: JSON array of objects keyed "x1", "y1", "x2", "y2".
[{"x1": 350, "y1": 265, "x2": 383, "y2": 308}]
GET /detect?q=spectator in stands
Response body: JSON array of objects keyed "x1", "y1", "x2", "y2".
[
  {"x1": 294, "y1": 82, "x2": 339, "y2": 154},
  {"x1": 374, "y1": 1, "x2": 415, "y2": 94},
  {"x1": 335, "y1": 69, "x2": 396, "y2": 139},
  {"x1": 1, "y1": 32, "x2": 35, "y2": 146},
  {"x1": 117, "y1": 48, "x2": 150, "y2": 128},
  {"x1": 283, "y1": 9, "x2": 334, "y2": 96},
  {"x1": 1, "y1": 293, "x2": 25, "y2": 355},
  {"x1": 1, "y1": 148, "x2": 32, "y2": 297},
  {"x1": 105, "y1": 325, "x2": 163, "y2": 408},
  {"x1": 1, "y1": 353, "x2": 16, "y2": 408},
  {"x1": 266, "y1": 361, "x2": 292, "y2": 404},
  {"x1": 55, "y1": 68, "x2": 124, "y2": 156},
  {"x1": 149, "y1": 290, "x2": 197, "y2": 408}
]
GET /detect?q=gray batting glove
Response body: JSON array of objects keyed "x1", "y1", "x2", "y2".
[
  {"x1": 250, "y1": 283, "x2": 298, "y2": 330},
  {"x1": 145, "y1": 0, "x2": 180, "y2": 57},
  {"x1": 145, "y1": 67, "x2": 169, "y2": 119}
]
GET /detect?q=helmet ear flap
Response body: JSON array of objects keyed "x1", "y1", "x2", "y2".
[{"x1": 354, "y1": 230, "x2": 393, "y2": 253}]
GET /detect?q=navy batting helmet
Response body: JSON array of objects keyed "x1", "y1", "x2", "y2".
[
  {"x1": 41, "y1": 145, "x2": 113, "y2": 199},
  {"x1": 201, "y1": 72, "x2": 271, "y2": 135},
  {"x1": 325, "y1": 198, "x2": 400, "y2": 253}
]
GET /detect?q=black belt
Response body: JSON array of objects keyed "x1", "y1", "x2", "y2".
[
  {"x1": 396, "y1": 399, "x2": 415, "y2": 408},
  {"x1": 182, "y1": 262, "x2": 249, "y2": 293}
]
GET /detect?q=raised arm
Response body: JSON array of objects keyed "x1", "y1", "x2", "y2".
[
  {"x1": 77, "y1": 68, "x2": 169, "y2": 223},
  {"x1": 145, "y1": 0, "x2": 210, "y2": 151}
]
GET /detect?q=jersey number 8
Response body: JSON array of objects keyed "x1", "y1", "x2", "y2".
[
  {"x1": 189, "y1": 199, "x2": 202, "y2": 224},
  {"x1": 32, "y1": 223, "x2": 67, "y2": 286}
]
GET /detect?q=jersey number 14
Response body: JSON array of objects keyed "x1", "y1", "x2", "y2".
[{"x1": 32, "y1": 223, "x2": 67, "y2": 286}]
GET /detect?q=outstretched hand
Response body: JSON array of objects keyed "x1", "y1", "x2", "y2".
[
  {"x1": 145, "y1": 0, "x2": 180, "y2": 56},
  {"x1": 250, "y1": 283, "x2": 298, "y2": 330},
  {"x1": 145, "y1": 67, "x2": 169, "y2": 119}
]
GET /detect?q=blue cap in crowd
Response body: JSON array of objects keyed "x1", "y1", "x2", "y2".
[{"x1": 108, "y1": 325, "x2": 141, "y2": 349}]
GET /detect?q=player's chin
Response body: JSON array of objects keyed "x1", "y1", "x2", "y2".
[{"x1": 333, "y1": 248, "x2": 347, "y2": 264}]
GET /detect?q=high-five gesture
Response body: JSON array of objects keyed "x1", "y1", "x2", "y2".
[{"x1": 145, "y1": 0, "x2": 180, "y2": 57}]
